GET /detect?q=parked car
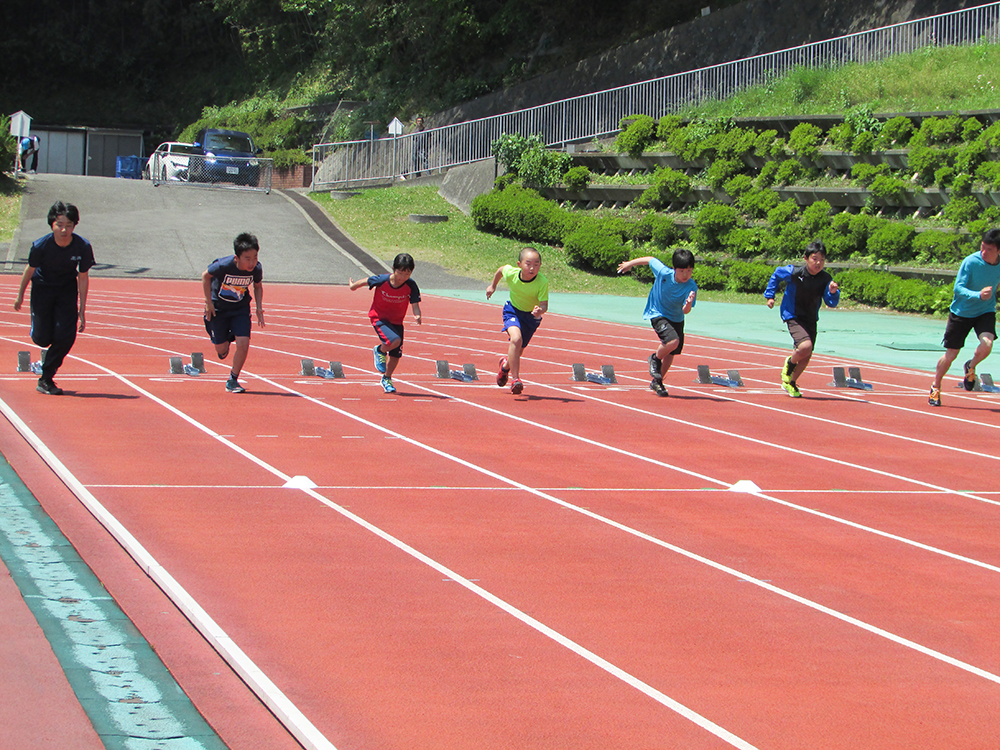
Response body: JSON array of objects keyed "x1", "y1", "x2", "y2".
[
  {"x1": 144, "y1": 142, "x2": 200, "y2": 181},
  {"x1": 189, "y1": 129, "x2": 262, "y2": 187}
]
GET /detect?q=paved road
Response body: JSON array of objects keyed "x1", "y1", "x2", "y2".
[{"x1": 4, "y1": 174, "x2": 480, "y2": 289}]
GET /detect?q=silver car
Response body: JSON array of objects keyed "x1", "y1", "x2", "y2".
[{"x1": 144, "y1": 142, "x2": 200, "y2": 182}]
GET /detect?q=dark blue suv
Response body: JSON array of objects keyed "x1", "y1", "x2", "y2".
[{"x1": 190, "y1": 128, "x2": 262, "y2": 187}]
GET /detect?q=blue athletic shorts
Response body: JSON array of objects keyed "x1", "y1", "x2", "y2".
[
  {"x1": 204, "y1": 308, "x2": 251, "y2": 345},
  {"x1": 502, "y1": 301, "x2": 542, "y2": 347},
  {"x1": 373, "y1": 320, "x2": 404, "y2": 358}
]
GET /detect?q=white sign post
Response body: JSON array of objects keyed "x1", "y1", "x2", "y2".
[
  {"x1": 388, "y1": 118, "x2": 404, "y2": 179},
  {"x1": 9, "y1": 111, "x2": 31, "y2": 176}
]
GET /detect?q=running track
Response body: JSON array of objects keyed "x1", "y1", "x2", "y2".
[{"x1": 1, "y1": 276, "x2": 999, "y2": 750}]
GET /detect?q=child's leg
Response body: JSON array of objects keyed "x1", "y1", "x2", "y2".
[
  {"x1": 655, "y1": 340, "x2": 680, "y2": 375},
  {"x1": 230, "y1": 336, "x2": 251, "y2": 378},
  {"x1": 214, "y1": 341, "x2": 230, "y2": 359},
  {"x1": 933, "y1": 347, "x2": 960, "y2": 388},
  {"x1": 506, "y1": 327, "x2": 525, "y2": 380},
  {"x1": 967, "y1": 331, "x2": 995, "y2": 373},
  {"x1": 385, "y1": 351, "x2": 401, "y2": 378},
  {"x1": 788, "y1": 338, "x2": 813, "y2": 381}
]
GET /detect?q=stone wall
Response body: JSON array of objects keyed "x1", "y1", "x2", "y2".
[{"x1": 432, "y1": 0, "x2": 992, "y2": 126}]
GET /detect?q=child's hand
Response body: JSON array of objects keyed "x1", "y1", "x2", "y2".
[
  {"x1": 486, "y1": 284, "x2": 495, "y2": 299},
  {"x1": 532, "y1": 305, "x2": 544, "y2": 319},
  {"x1": 981, "y1": 286, "x2": 995, "y2": 300},
  {"x1": 256, "y1": 308, "x2": 265, "y2": 328},
  {"x1": 766, "y1": 298, "x2": 775, "y2": 309},
  {"x1": 415, "y1": 315, "x2": 422, "y2": 325},
  {"x1": 617, "y1": 260, "x2": 632, "y2": 274},
  {"x1": 686, "y1": 291, "x2": 696, "y2": 305},
  {"x1": 829, "y1": 281, "x2": 839, "y2": 294}
]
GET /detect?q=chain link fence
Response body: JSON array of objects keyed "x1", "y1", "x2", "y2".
[{"x1": 313, "y1": 1, "x2": 1000, "y2": 190}]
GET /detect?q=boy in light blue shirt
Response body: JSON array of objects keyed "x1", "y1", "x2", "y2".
[
  {"x1": 618, "y1": 248, "x2": 697, "y2": 397},
  {"x1": 929, "y1": 228, "x2": 1000, "y2": 406}
]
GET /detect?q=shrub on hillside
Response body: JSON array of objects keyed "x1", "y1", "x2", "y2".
[
  {"x1": 614, "y1": 115, "x2": 656, "y2": 157},
  {"x1": 886, "y1": 277, "x2": 941, "y2": 313},
  {"x1": 692, "y1": 264, "x2": 727, "y2": 290},
  {"x1": 563, "y1": 165, "x2": 591, "y2": 191},
  {"x1": 775, "y1": 158, "x2": 804, "y2": 185},
  {"x1": 726, "y1": 261, "x2": 773, "y2": 293},
  {"x1": 869, "y1": 174, "x2": 909, "y2": 204},
  {"x1": 942, "y1": 195, "x2": 981, "y2": 226},
  {"x1": 906, "y1": 145, "x2": 948, "y2": 185},
  {"x1": 788, "y1": 122, "x2": 823, "y2": 159},
  {"x1": 690, "y1": 203, "x2": 741, "y2": 252},
  {"x1": 656, "y1": 115, "x2": 683, "y2": 142},
  {"x1": 635, "y1": 166, "x2": 691, "y2": 209},
  {"x1": 851, "y1": 162, "x2": 889, "y2": 186},
  {"x1": 471, "y1": 185, "x2": 575, "y2": 245},
  {"x1": 563, "y1": 223, "x2": 629, "y2": 274},
  {"x1": 706, "y1": 158, "x2": 744, "y2": 190},
  {"x1": 834, "y1": 269, "x2": 894, "y2": 306},
  {"x1": 867, "y1": 223, "x2": 916, "y2": 264},
  {"x1": 912, "y1": 230, "x2": 967, "y2": 264},
  {"x1": 875, "y1": 116, "x2": 914, "y2": 150},
  {"x1": 737, "y1": 186, "x2": 780, "y2": 218},
  {"x1": 756, "y1": 159, "x2": 781, "y2": 187}
]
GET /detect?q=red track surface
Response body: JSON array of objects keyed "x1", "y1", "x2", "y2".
[{"x1": 2, "y1": 276, "x2": 999, "y2": 750}]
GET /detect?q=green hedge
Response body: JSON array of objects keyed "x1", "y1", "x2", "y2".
[
  {"x1": 564, "y1": 223, "x2": 628, "y2": 274},
  {"x1": 834, "y1": 268, "x2": 949, "y2": 314},
  {"x1": 471, "y1": 185, "x2": 576, "y2": 245}
]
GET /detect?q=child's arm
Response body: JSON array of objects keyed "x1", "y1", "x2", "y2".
[
  {"x1": 764, "y1": 266, "x2": 791, "y2": 309},
  {"x1": 617, "y1": 257, "x2": 652, "y2": 274},
  {"x1": 532, "y1": 300, "x2": 548, "y2": 319},
  {"x1": 13, "y1": 265, "x2": 34, "y2": 311},
  {"x1": 201, "y1": 270, "x2": 216, "y2": 319},
  {"x1": 347, "y1": 277, "x2": 369, "y2": 291},
  {"x1": 824, "y1": 279, "x2": 840, "y2": 308},
  {"x1": 411, "y1": 301, "x2": 422, "y2": 324},
  {"x1": 486, "y1": 267, "x2": 504, "y2": 299},
  {"x1": 254, "y1": 280, "x2": 265, "y2": 327},
  {"x1": 77, "y1": 272, "x2": 89, "y2": 332},
  {"x1": 682, "y1": 290, "x2": 696, "y2": 315}
]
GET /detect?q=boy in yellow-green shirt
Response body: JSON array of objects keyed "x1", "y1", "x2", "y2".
[{"x1": 486, "y1": 247, "x2": 548, "y2": 395}]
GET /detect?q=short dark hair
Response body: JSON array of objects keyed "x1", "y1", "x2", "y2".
[
  {"x1": 672, "y1": 248, "x2": 695, "y2": 269},
  {"x1": 393, "y1": 252, "x2": 415, "y2": 271},
  {"x1": 804, "y1": 240, "x2": 827, "y2": 258},
  {"x1": 519, "y1": 246, "x2": 540, "y2": 262},
  {"x1": 234, "y1": 232, "x2": 259, "y2": 255},
  {"x1": 47, "y1": 201, "x2": 79, "y2": 225},
  {"x1": 982, "y1": 228, "x2": 1000, "y2": 248}
]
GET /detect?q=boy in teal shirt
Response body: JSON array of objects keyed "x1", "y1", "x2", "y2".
[{"x1": 618, "y1": 248, "x2": 697, "y2": 397}]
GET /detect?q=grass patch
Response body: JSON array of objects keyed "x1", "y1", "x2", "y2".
[{"x1": 0, "y1": 177, "x2": 24, "y2": 244}]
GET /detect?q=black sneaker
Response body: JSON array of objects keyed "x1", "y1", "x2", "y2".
[
  {"x1": 36, "y1": 378, "x2": 63, "y2": 395},
  {"x1": 226, "y1": 377, "x2": 245, "y2": 393},
  {"x1": 648, "y1": 353, "x2": 661, "y2": 379},
  {"x1": 649, "y1": 378, "x2": 668, "y2": 397},
  {"x1": 963, "y1": 360, "x2": 977, "y2": 391}
]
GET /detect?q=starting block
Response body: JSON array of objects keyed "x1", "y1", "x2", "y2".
[
  {"x1": 170, "y1": 354, "x2": 203, "y2": 375},
  {"x1": 435, "y1": 360, "x2": 479, "y2": 381},
  {"x1": 955, "y1": 372, "x2": 999, "y2": 392},
  {"x1": 831, "y1": 366, "x2": 872, "y2": 391},
  {"x1": 300, "y1": 358, "x2": 316, "y2": 376},
  {"x1": 16, "y1": 351, "x2": 31, "y2": 373},
  {"x1": 696, "y1": 365, "x2": 743, "y2": 388},
  {"x1": 315, "y1": 361, "x2": 345, "y2": 379},
  {"x1": 571, "y1": 363, "x2": 618, "y2": 384}
]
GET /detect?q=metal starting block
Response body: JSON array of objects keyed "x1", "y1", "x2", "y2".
[
  {"x1": 169, "y1": 353, "x2": 205, "y2": 375},
  {"x1": 191, "y1": 352, "x2": 206, "y2": 373},
  {"x1": 571, "y1": 363, "x2": 617, "y2": 384},
  {"x1": 315, "y1": 361, "x2": 345, "y2": 379},
  {"x1": 696, "y1": 365, "x2": 743, "y2": 387},
  {"x1": 19, "y1": 349, "x2": 46, "y2": 375},
  {"x1": 831, "y1": 366, "x2": 872, "y2": 390},
  {"x1": 300, "y1": 358, "x2": 316, "y2": 376},
  {"x1": 435, "y1": 360, "x2": 479, "y2": 381},
  {"x1": 956, "y1": 371, "x2": 999, "y2": 392}
]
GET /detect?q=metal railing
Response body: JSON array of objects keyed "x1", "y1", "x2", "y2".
[{"x1": 313, "y1": 1, "x2": 1000, "y2": 189}]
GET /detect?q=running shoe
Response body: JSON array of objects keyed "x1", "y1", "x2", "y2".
[
  {"x1": 381, "y1": 376, "x2": 396, "y2": 394},
  {"x1": 36, "y1": 378, "x2": 63, "y2": 395},
  {"x1": 225, "y1": 377, "x2": 245, "y2": 393},
  {"x1": 782, "y1": 380, "x2": 802, "y2": 398},
  {"x1": 496, "y1": 357, "x2": 509, "y2": 387},
  {"x1": 649, "y1": 378, "x2": 668, "y2": 397},
  {"x1": 928, "y1": 385, "x2": 941, "y2": 407},
  {"x1": 963, "y1": 359, "x2": 976, "y2": 391},
  {"x1": 510, "y1": 378, "x2": 523, "y2": 395},
  {"x1": 648, "y1": 353, "x2": 661, "y2": 379},
  {"x1": 373, "y1": 345, "x2": 387, "y2": 374},
  {"x1": 781, "y1": 356, "x2": 795, "y2": 385}
]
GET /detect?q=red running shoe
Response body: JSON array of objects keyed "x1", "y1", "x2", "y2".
[
  {"x1": 496, "y1": 357, "x2": 509, "y2": 387},
  {"x1": 510, "y1": 378, "x2": 523, "y2": 395}
]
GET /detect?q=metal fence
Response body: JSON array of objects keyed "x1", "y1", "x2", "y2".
[
  {"x1": 313, "y1": 1, "x2": 1000, "y2": 189},
  {"x1": 151, "y1": 152, "x2": 273, "y2": 193}
]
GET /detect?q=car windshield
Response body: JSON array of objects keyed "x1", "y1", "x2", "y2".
[{"x1": 206, "y1": 134, "x2": 253, "y2": 152}]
